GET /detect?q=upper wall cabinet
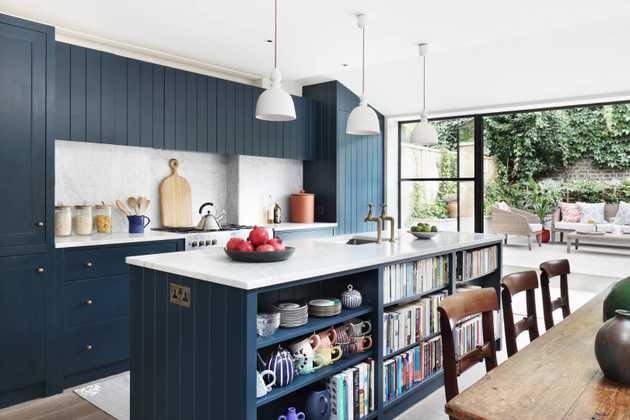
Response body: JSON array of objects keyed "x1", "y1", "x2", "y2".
[
  {"x1": 0, "y1": 15, "x2": 54, "y2": 256},
  {"x1": 55, "y1": 43, "x2": 316, "y2": 161}
]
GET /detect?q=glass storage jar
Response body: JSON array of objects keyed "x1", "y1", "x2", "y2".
[
  {"x1": 54, "y1": 205, "x2": 72, "y2": 237},
  {"x1": 94, "y1": 203, "x2": 113, "y2": 234},
  {"x1": 73, "y1": 205, "x2": 93, "y2": 236}
]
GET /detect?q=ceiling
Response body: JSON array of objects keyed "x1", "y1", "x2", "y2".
[{"x1": 2, "y1": 0, "x2": 630, "y2": 117}]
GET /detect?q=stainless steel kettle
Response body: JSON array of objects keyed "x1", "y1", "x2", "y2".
[{"x1": 196, "y1": 202, "x2": 225, "y2": 231}]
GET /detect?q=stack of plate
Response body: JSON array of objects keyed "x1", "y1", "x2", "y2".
[
  {"x1": 273, "y1": 302, "x2": 308, "y2": 328},
  {"x1": 308, "y1": 298, "x2": 342, "y2": 317}
]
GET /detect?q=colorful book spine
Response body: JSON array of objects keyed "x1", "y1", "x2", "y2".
[{"x1": 383, "y1": 256, "x2": 449, "y2": 304}]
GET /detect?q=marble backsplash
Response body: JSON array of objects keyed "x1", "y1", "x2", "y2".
[{"x1": 55, "y1": 140, "x2": 302, "y2": 232}]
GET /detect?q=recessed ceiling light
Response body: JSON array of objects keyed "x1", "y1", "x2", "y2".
[
  {"x1": 266, "y1": 39, "x2": 273, "y2": 43},
  {"x1": 342, "y1": 63, "x2": 349, "y2": 67}
]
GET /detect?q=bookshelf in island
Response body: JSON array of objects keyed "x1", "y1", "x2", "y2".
[{"x1": 126, "y1": 231, "x2": 503, "y2": 420}]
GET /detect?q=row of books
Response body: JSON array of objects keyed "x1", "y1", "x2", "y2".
[
  {"x1": 383, "y1": 256, "x2": 449, "y2": 304},
  {"x1": 455, "y1": 315, "x2": 483, "y2": 358},
  {"x1": 383, "y1": 336, "x2": 443, "y2": 403},
  {"x1": 383, "y1": 291, "x2": 447, "y2": 355},
  {"x1": 327, "y1": 359, "x2": 375, "y2": 420},
  {"x1": 458, "y1": 246, "x2": 498, "y2": 281}
]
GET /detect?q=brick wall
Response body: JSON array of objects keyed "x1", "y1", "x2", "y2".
[{"x1": 553, "y1": 159, "x2": 630, "y2": 182}]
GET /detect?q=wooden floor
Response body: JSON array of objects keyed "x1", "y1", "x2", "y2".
[{"x1": 0, "y1": 392, "x2": 114, "y2": 420}]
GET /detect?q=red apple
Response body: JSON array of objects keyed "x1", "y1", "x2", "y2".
[
  {"x1": 256, "y1": 244, "x2": 275, "y2": 252},
  {"x1": 267, "y1": 237, "x2": 282, "y2": 246},
  {"x1": 226, "y1": 237, "x2": 244, "y2": 251},
  {"x1": 235, "y1": 241, "x2": 254, "y2": 252},
  {"x1": 270, "y1": 241, "x2": 286, "y2": 251},
  {"x1": 248, "y1": 226, "x2": 269, "y2": 247}
]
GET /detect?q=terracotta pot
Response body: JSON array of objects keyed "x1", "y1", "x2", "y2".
[
  {"x1": 447, "y1": 201, "x2": 458, "y2": 218},
  {"x1": 594, "y1": 309, "x2": 630, "y2": 385},
  {"x1": 603, "y1": 277, "x2": 630, "y2": 321},
  {"x1": 290, "y1": 190, "x2": 314, "y2": 223},
  {"x1": 540, "y1": 228, "x2": 550, "y2": 243}
]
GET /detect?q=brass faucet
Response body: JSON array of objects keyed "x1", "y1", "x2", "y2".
[
  {"x1": 379, "y1": 204, "x2": 396, "y2": 242},
  {"x1": 364, "y1": 202, "x2": 382, "y2": 243}
]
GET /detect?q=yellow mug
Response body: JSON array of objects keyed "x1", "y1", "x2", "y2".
[{"x1": 316, "y1": 345, "x2": 342, "y2": 366}]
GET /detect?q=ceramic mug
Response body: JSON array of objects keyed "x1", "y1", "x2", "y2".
[
  {"x1": 256, "y1": 369, "x2": 276, "y2": 398},
  {"x1": 345, "y1": 319, "x2": 372, "y2": 337},
  {"x1": 333, "y1": 324, "x2": 353, "y2": 355},
  {"x1": 127, "y1": 215, "x2": 150, "y2": 233},
  {"x1": 295, "y1": 353, "x2": 325, "y2": 375},
  {"x1": 316, "y1": 345, "x2": 342, "y2": 366},
  {"x1": 288, "y1": 334, "x2": 321, "y2": 358},
  {"x1": 349, "y1": 335, "x2": 373, "y2": 353},
  {"x1": 317, "y1": 328, "x2": 338, "y2": 348}
]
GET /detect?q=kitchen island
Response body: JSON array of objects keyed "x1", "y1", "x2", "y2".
[{"x1": 126, "y1": 231, "x2": 503, "y2": 420}]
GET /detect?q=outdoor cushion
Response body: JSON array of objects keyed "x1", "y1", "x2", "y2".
[
  {"x1": 528, "y1": 223, "x2": 543, "y2": 232},
  {"x1": 577, "y1": 202, "x2": 606, "y2": 224},
  {"x1": 559, "y1": 202, "x2": 581, "y2": 222},
  {"x1": 555, "y1": 221, "x2": 597, "y2": 232},
  {"x1": 614, "y1": 201, "x2": 630, "y2": 225}
]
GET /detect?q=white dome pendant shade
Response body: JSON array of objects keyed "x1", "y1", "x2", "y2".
[
  {"x1": 411, "y1": 43, "x2": 438, "y2": 145},
  {"x1": 346, "y1": 14, "x2": 380, "y2": 136},
  {"x1": 256, "y1": 0, "x2": 295, "y2": 122}
]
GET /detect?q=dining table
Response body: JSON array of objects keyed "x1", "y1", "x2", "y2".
[{"x1": 445, "y1": 285, "x2": 630, "y2": 419}]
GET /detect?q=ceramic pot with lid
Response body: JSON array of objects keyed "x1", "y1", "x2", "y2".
[
  {"x1": 595, "y1": 309, "x2": 630, "y2": 384},
  {"x1": 290, "y1": 190, "x2": 314, "y2": 223},
  {"x1": 341, "y1": 284, "x2": 362, "y2": 309}
]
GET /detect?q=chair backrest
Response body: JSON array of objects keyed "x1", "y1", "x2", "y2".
[
  {"x1": 501, "y1": 271, "x2": 540, "y2": 357},
  {"x1": 539, "y1": 259, "x2": 571, "y2": 330},
  {"x1": 438, "y1": 288, "x2": 498, "y2": 402}
]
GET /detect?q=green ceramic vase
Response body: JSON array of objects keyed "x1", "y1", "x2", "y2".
[
  {"x1": 594, "y1": 309, "x2": 630, "y2": 385},
  {"x1": 603, "y1": 276, "x2": 630, "y2": 321}
]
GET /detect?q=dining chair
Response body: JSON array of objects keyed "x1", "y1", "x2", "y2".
[
  {"x1": 539, "y1": 259, "x2": 571, "y2": 330},
  {"x1": 438, "y1": 287, "x2": 498, "y2": 403},
  {"x1": 501, "y1": 271, "x2": 540, "y2": 357}
]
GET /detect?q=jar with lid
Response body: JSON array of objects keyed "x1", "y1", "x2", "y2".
[
  {"x1": 73, "y1": 205, "x2": 93, "y2": 236},
  {"x1": 94, "y1": 204, "x2": 113, "y2": 234},
  {"x1": 54, "y1": 205, "x2": 72, "y2": 237}
]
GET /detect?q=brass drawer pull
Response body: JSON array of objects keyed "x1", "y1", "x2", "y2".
[
  {"x1": 84, "y1": 299, "x2": 93, "y2": 305},
  {"x1": 36, "y1": 267, "x2": 45, "y2": 273},
  {"x1": 84, "y1": 261, "x2": 94, "y2": 268},
  {"x1": 85, "y1": 344, "x2": 93, "y2": 351}
]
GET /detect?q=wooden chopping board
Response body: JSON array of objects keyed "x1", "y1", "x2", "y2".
[{"x1": 160, "y1": 159, "x2": 192, "y2": 227}]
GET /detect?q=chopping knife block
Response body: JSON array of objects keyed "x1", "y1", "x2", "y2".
[{"x1": 160, "y1": 159, "x2": 192, "y2": 227}]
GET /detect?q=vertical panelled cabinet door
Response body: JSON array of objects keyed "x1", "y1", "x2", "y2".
[
  {"x1": 0, "y1": 17, "x2": 50, "y2": 255},
  {"x1": 0, "y1": 254, "x2": 48, "y2": 395}
]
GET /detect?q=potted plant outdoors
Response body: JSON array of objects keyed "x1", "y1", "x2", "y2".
[
  {"x1": 445, "y1": 194, "x2": 458, "y2": 219},
  {"x1": 531, "y1": 184, "x2": 561, "y2": 243}
]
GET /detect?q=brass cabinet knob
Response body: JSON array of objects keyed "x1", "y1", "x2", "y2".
[
  {"x1": 36, "y1": 221, "x2": 45, "y2": 227},
  {"x1": 84, "y1": 299, "x2": 93, "y2": 305},
  {"x1": 36, "y1": 267, "x2": 45, "y2": 273},
  {"x1": 85, "y1": 344, "x2": 93, "y2": 351},
  {"x1": 84, "y1": 261, "x2": 93, "y2": 268}
]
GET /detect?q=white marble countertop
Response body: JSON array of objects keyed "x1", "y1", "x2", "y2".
[
  {"x1": 126, "y1": 230, "x2": 503, "y2": 290},
  {"x1": 55, "y1": 231, "x2": 186, "y2": 248},
  {"x1": 263, "y1": 222, "x2": 337, "y2": 232}
]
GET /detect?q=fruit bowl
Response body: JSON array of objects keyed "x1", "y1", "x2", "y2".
[
  {"x1": 224, "y1": 247, "x2": 295, "y2": 263},
  {"x1": 409, "y1": 231, "x2": 438, "y2": 240}
]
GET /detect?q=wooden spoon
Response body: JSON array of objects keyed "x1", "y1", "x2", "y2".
[
  {"x1": 139, "y1": 197, "x2": 150, "y2": 215},
  {"x1": 127, "y1": 197, "x2": 138, "y2": 215},
  {"x1": 116, "y1": 200, "x2": 131, "y2": 216}
]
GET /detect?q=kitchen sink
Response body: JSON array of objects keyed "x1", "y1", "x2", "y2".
[{"x1": 345, "y1": 237, "x2": 378, "y2": 245}]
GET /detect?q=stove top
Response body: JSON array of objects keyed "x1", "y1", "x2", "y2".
[{"x1": 152, "y1": 224, "x2": 253, "y2": 234}]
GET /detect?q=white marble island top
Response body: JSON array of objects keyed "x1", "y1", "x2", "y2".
[{"x1": 126, "y1": 230, "x2": 503, "y2": 290}]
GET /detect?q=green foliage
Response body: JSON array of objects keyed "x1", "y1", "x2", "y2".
[
  {"x1": 408, "y1": 148, "x2": 457, "y2": 221},
  {"x1": 531, "y1": 181, "x2": 562, "y2": 223}
]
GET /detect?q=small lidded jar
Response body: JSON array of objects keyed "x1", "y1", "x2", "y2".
[
  {"x1": 94, "y1": 203, "x2": 113, "y2": 234},
  {"x1": 73, "y1": 205, "x2": 93, "y2": 236},
  {"x1": 54, "y1": 205, "x2": 72, "y2": 237}
]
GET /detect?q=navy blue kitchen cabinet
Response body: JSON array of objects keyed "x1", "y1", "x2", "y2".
[
  {"x1": 303, "y1": 81, "x2": 384, "y2": 235},
  {"x1": 51, "y1": 239, "x2": 184, "y2": 391},
  {"x1": 55, "y1": 42, "x2": 316, "y2": 160},
  {"x1": 0, "y1": 15, "x2": 54, "y2": 256},
  {"x1": 0, "y1": 254, "x2": 50, "y2": 408}
]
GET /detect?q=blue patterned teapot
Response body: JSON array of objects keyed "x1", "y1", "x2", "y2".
[{"x1": 267, "y1": 346, "x2": 296, "y2": 387}]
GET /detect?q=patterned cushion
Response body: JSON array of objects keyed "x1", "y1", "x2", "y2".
[
  {"x1": 559, "y1": 202, "x2": 581, "y2": 223},
  {"x1": 615, "y1": 201, "x2": 630, "y2": 225},
  {"x1": 577, "y1": 202, "x2": 606, "y2": 224}
]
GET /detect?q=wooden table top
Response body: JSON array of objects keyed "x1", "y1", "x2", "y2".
[{"x1": 445, "y1": 286, "x2": 630, "y2": 420}]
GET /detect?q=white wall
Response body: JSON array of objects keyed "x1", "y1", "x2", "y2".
[{"x1": 55, "y1": 140, "x2": 302, "y2": 232}]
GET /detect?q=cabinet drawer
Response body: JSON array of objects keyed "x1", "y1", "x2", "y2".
[
  {"x1": 64, "y1": 275, "x2": 128, "y2": 328},
  {"x1": 63, "y1": 241, "x2": 178, "y2": 281},
  {"x1": 64, "y1": 318, "x2": 129, "y2": 375}
]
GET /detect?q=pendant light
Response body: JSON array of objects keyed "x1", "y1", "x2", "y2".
[
  {"x1": 256, "y1": 0, "x2": 296, "y2": 121},
  {"x1": 411, "y1": 43, "x2": 438, "y2": 145},
  {"x1": 346, "y1": 14, "x2": 380, "y2": 136}
]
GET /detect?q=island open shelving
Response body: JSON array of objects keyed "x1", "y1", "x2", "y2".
[{"x1": 127, "y1": 232, "x2": 503, "y2": 420}]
